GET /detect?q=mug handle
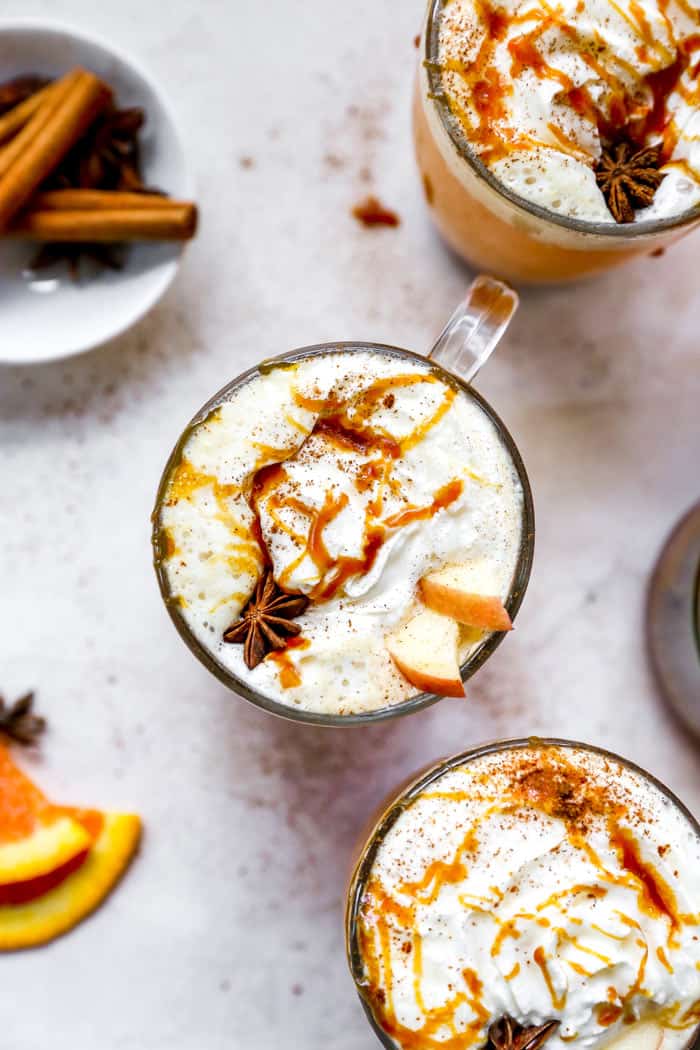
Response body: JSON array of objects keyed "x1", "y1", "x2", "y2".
[{"x1": 427, "y1": 275, "x2": 519, "y2": 383}]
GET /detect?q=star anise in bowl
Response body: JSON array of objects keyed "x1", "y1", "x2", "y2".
[
  {"x1": 223, "y1": 570, "x2": 310, "y2": 670},
  {"x1": 0, "y1": 74, "x2": 50, "y2": 116},
  {"x1": 47, "y1": 104, "x2": 148, "y2": 193}
]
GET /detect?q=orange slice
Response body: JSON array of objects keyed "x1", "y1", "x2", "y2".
[{"x1": 0, "y1": 744, "x2": 141, "y2": 950}]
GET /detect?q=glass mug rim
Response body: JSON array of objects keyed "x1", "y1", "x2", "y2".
[
  {"x1": 152, "y1": 340, "x2": 535, "y2": 728},
  {"x1": 345, "y1": 735, "x2": 700, "y2": 1050},
  {"x1": 424, "y1": 0, "x2": 700, "y2": 241}
]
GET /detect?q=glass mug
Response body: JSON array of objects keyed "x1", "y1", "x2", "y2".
[
  {"x1": 345, "y1": 738, "x2": 700, "y2": 1050},
  {"x1": 647, "y1": 501, "x2": 700, "y2": 739},
  {"x1": 414, "y1": 0, "x2": 700, "y2": 285},
  {"x1": 152, "y1": 276, "x2": 535, "y2": 726}
]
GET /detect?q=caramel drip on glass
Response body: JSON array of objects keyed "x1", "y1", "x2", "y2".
[
  {"x1": 166, "y1": 458, "x2": 238, "y2": 506},
  {"x1": 164, "y1": 458, "x2": 264, "y2": 586}
]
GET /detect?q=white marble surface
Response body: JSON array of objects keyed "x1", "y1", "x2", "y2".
[{"x1": 0, "y1": 1, "x2": 698, "y2": 1048}]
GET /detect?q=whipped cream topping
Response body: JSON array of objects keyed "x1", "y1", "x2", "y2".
[
  {"x1": 155, "y1": 350, "x2": 524, "y2": 715},
  {"x1": 436, "y1": 0, "x2": 700, "y2": 222},
  {"x1": 355, "y1": 744, "x2": 700, "y2": 1050}
]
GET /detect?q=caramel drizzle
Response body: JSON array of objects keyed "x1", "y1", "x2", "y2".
[
  {"x1": 534, "y1": 946, "x2": 567, "y2": 1010},
  {"x1": 436, "y1": 0, "x2": 700, "y2": 167},
  {"x1": 265, "y1": 635, "x2": 310, "y2": 689},
  {"x1": 252, "y1": 375, "x2": 463, "y2": 604},
  {"x1": 166, "y1": 458, "x2": 238, "y2": 507},
  {"x1": 357, "y1": 749, "x2": 695, "y2": 1044},
  {"x1": 596, "y1": 1003, "x2": 624, "y2": 1027},
  {"x1": 163, "y1": 459, "x2": 265, "y2": 600}
]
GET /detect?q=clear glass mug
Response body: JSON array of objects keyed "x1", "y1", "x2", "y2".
[
  {"x1": 345, "y1": 737, "x2": 700, "y2": 1050},
  {"x1": 414, "y1": 1, "x2": 700, "y2": 285},
  {"x1": 647, "y1": 501, "x2": 700, "y2": 739},
  {"x1": 152, "y1": 276, "x2": 535, "y2": 727}
]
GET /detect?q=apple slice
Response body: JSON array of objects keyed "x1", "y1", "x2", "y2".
[
  {"x1": 386, "y1": 608, "x2": 464, "y2": 698},
  {"x1": 0, "y1": 816, "x2": 91, "y2": 885},
  {"x1": 419, "y1": 560, "x2": 512, "y2": 632},
  {"x1": 601, "y1": 1020, "x2": 664, "y2": 1050}
]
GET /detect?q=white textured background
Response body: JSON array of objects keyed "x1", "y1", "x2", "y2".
[{"x1": 1, "y1": 2, "x2": 698, "y2": 1048}]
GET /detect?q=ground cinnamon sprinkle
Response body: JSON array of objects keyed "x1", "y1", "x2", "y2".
[
  {"x1": 491, "y1": 747, "x2": 632, "y2": 831},
  {"x1": 352, "y1": 195, "x2": 401, "y2": 228}
]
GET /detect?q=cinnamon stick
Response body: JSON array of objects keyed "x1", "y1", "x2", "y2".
[
  {"x1": 0, "y1": 69, "x2": 111, "y2": 230},
  {"x1": 29, "y1": 189, "x2": 178, "y2": 211},
  {"x1": 11, "y1": 201, "x2": 198, "y2": 241},
  {"x1": 0, "y1": 81, "x2": 58, "y2": 146},
  {"x1": 0, "y1": 73, "x2": 76, "y2": 178}
]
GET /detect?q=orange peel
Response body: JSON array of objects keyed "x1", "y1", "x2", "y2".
[
  {"x1": 0, "y1": 743, "x2": 141, "y2": 950},
  {"x1": 0, "y1": 812, "x2": 141, "y2": 951}
]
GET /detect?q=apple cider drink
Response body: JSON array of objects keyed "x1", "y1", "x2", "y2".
[{"x1": 153, "y1": 347, "x2": 525, "y2": 716}]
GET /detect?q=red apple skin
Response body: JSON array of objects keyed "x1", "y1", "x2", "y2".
[
  {"x1": 386, "y1": 608, "x2": 465, "y2": 698},
  {"x1": 388, "y1": 649, "x2": 465, "y2": 698},
  {"x1": 420, "y1": 577, "x2": 513, "y2": 632}
]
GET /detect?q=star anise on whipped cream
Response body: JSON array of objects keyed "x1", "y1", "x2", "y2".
[
  {"x1": 595, "y1": 142, "x2": 666, "y2": 223},
  {"x1": 486, "y1": 1015, "x2": 560, "y2": 1050},
  {"x1": 223, "y1": 570, "x2": 309, "y2": 670}
]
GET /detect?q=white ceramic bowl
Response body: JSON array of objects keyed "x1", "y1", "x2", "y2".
[{"x1": 0, "y1": 21, "x2": 193, "y2": 364}]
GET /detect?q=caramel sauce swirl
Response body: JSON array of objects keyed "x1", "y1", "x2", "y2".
[{"x1": 251, "y1": 374, "x2": 463, "y2": 606}]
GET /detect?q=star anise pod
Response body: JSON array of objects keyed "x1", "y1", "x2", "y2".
[
  {"x1": 223, "y1": 570, "x2": 310, "y2": 669},
  {"x1": 45, "y1": 105, "x2": 146, "y2": 191},
  {"x1": 0, "y1": 692, "x2": 46, "y2": 746},
  {"x1": 0, "y1": 74, "x2": 50, "y2": 116},
  {"x1": 487, "y1": 1016, "x2": 560, "y2": 1050},
  {"x1": 595, "y1": 142, "x2": 666, "y2": 223},
  {"x1": 29, "y1": 241, "x2": 126, "y2": 280}
]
